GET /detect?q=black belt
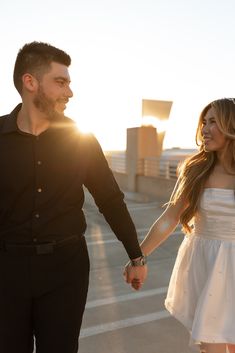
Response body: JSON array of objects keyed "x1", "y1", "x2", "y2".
[{"x1": 0, "y1": 235, "x2": 83, "y2": 255}]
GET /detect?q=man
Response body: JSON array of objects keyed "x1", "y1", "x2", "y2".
[{"x1": 0, "y1": 41, "x2": 147, "y2": 353}]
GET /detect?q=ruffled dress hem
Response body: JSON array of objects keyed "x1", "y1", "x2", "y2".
[{"x1": 165, "y1": 301, "x2": 235, "y2": 345}]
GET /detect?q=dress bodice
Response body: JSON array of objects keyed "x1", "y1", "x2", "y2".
[{"x1": 193, "y1": 188, "x2": 235, "y2": 241}]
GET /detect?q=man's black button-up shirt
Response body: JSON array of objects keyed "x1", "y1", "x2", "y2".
[{"x1": 0, "y1": 104, "x2": 142, "y2": 259}]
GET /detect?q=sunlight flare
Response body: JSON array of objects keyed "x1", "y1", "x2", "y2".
[{"x1": 142, "y1": 115, "x2": 168, "y2": 133}]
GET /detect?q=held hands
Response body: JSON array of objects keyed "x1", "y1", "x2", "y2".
[{"x1": 123, "y1": 256, "x2": 148, "y2": 290}]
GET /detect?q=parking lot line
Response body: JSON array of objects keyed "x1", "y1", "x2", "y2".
[
  {"x1": 80, "y1": 310, "x2": 170, "y2": 338},
  {"x1": 86, "y1": 286, "x2": 168, "y2": 308}
]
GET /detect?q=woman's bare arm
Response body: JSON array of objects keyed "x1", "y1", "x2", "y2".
[{"x1": 141, "y1": 184, "x2": 187, "y2": 256}]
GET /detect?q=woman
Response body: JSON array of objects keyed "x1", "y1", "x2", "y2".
[{"x1": 139, "y1": 98, "x2": 235, "y2": 353}]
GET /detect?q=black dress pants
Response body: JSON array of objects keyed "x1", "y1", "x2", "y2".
[{"x1": 0, "y1": 236, "x2": 90, "y2": 353}]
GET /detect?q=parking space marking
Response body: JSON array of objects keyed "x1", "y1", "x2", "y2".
[
  {"x1": 84, "y1": 203, "x2": 161, "y2": 214},
  {"x1": 86, "y1": 231, "x2": 182, "y2": 246},
  {"x1": 86, "y1": 286, "x2": 168, "y2": 308},
  {"x1": 80, "y1": 310, "x2": 170, "y2": 338}
]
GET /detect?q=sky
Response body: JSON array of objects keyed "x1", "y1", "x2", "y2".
[{"x1": 1, "y1": 0, "x2": 235, "y2": 151}]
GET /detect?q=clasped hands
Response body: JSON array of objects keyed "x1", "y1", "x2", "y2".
[{"x1": 123, "y1": 259, "x2": 148, "y2": 290}]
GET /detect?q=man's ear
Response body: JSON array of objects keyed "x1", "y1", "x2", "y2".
[{"x1": 22, "y1": 73, "x2": 38, "y2": 92}]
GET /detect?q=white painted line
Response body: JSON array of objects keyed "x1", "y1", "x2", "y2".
[
  {"x1": 85, "y1": 204, "x2": 160, "y2": 213},
  {"x1": 85, "y1": 228, "x2": 150, "y2": 242},
  {"x1": 127, "y1": 205, "x2": 162, "y2": 211},
  {"x1": 87, "y1": 239, "x2": 118, "y2": 246},
  {"x1": 85, "y1": 225, "x2": 182, "y2": 239},
  {"x1": 80, "y1": 310, "x2": 170, "y2": 338},
  {"x1": 86, "y1": 231, "x2": 183, "y2": 246},
  {"x1": 86, "y1": 287, "x2": 168, "y2": 308},
  {"x1": 85, "y1": 227, "x2": 150, "y2": 239}
]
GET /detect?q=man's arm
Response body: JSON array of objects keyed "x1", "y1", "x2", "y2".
[{"x1": 83, "y1": 133, "x2": 147, "y2": 288}]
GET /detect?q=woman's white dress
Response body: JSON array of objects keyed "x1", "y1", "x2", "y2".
[{"x1": 165, "y1": 188, "x2": 235, "y2": 344}]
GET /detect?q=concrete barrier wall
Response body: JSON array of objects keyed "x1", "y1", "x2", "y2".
[
  {"x1": 113, "y1": 172, "x2": 176, "y2": 200},
  {"x1": 112, "y1": 172, "x2": 128, "y2": 191},
  {"x1": 136, "y1": 175, "x2": 176, "y2": 199}
]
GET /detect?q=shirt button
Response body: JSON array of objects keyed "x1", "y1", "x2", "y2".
[
  {"x1": 35, "y1": 213, "x2": 40, "y2": 218},
  {"x1": 37, "y1": 161, "x2": 42, "y2": 165},
  {"x1": 37, "y1": 188, "x2": 42, "y2": 193}
]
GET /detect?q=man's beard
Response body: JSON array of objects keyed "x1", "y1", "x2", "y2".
[{"x1": 33, "y1": 86, "x2": 64, "y2": 121}]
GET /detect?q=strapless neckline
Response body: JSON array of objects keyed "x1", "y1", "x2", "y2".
[{"x1": 194, "y1": 187, "x2": 235, "y2": 241}]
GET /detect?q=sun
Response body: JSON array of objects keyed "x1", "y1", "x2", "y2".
[{"x1": 142, "y1": 115, "x2": 169, "y2": 133}]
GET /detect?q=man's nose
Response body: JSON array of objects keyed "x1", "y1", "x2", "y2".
[{"x1": 66, "y1": 85, "x2": 73, "y2": 98}]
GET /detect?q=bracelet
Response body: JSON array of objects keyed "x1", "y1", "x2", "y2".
[{"x1": 130, "y1": 255, "x2": 147, "y2": 266}]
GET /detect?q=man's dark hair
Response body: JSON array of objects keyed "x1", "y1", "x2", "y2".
[{"x1": 13, "y1": 41, "x2": 71, "y2": 94}]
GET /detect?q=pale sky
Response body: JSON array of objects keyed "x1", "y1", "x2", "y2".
[{"x1": 1, "y1": 0, "x2": 235, "y2": 150}]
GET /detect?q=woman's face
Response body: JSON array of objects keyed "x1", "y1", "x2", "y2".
[{"x1": 201, "y1": 107, "x2": 227, "y2": 153}]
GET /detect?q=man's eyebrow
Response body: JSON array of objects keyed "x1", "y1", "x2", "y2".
[{"x1": 54, "y1": 76, "x2": 71, "y2": 83}]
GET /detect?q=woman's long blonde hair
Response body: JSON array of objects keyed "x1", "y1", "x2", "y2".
[{"x1": 171, "y1": 98, "x2": 235, "y2": 233}]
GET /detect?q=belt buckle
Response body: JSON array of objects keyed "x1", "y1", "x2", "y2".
[{"x1": 36, "y1": 243, "x2": 54, "y2": 255}]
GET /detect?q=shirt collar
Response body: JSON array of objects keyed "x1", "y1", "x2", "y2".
[
  {"x1": 0, "y1": 104, "x2": 22, "y2": 134},
  {"x1": 0, "y1": 103, "x2": 76, "y2": 135}
]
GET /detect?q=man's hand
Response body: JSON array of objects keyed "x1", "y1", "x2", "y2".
[{"x1": 123, "y1": 257, "x2": 148, "y2": 290}]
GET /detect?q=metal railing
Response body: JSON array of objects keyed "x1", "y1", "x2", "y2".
[
  {"x1": 105, "y1": 153, "x2": 179, "y2": 180},
  {"x1": 105, "y1": 154, "x2": 126, "y2": 174},
  {"x1": 137, "y1": 157, "x2": 178, "y2": 179}
]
